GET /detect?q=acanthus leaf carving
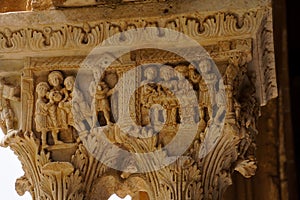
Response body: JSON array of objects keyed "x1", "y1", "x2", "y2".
[
  {"x1": 0, "y1": 3, "x2": 277, "y2": 199},
  {"x1": 234, "y1": 159, "x2": 257, "y2": 178},
  {"x1": 41, "y1": 162, "x2": 84, "y2": 200}
]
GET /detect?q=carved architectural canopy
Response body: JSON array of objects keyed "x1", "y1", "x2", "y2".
[{"x1": 0, "y1": 0, "x2": 277, "y2": 199}]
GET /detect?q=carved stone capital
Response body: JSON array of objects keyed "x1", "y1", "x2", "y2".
[{"x1": 0, "y1": 0, "x2": 276, "y2": 199}]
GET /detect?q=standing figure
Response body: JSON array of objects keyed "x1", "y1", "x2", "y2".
[
  {"x1": 60, "y1": 76, "x2": 93, "y2": 132},
  {"x1": 158, "y1": 66, "x2": 178, "y2": 126},
  {"x1": 89, "y1": 70, "x2": 113, "y2": 127},
  {"x1": 47, "y1": 71, "x2": 64, "y2": 144},
  {"x1": 189, "y1": 60, "x2": 217, "y2": 131},
  {"x1": 96, "y1": 81, "x2": 112, "y2": 126},
  {"x1": 59, "y1": 76, "x2": 74, "y2": 129},
  {"x1": 214, "y1": 81, "x2": 226, "y2": 126},
  {"x1": 175, "y1": 65, "x2": 195, "y2": 124},
  {"x1": 35, "y1": 82, "x2": 50, "y2": 147},
  {"x1": 224, "y1": 55, "x2": 240, "y2": 114},
  {"x1": 140, "y1": 66, "x2": 158, "y2": 126}
]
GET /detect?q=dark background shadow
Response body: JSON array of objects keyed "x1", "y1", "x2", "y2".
[{"x1": 286, "y1": 0, "x2": 300, "y2": 195}]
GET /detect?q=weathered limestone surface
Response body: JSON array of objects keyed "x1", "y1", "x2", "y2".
[
  {"x1": 0, "y1": 0, "x2": 27, "y2": 13},
  {"x1": 0, "y1": 0, "x2": 277, "y2": 199}
]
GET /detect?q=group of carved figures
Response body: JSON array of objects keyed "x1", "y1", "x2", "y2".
[
  {"x1": 138, "y1": 54, "x2": 254, "y2": 137},
  {"x1": 139, "y1": 60, "x2": 227, "y2": 133},
  {"x1": 34, "y1": 54, "x2": 252, "y2": 147},
  {"x1": 34, "y1": 69, "x2": 118, "y2": 147},
  {"x1": 34, "y1": 71, "x2": 93, "y2": 147},
  {"x1": 1, "y1": 54, "x2": 259, "y2": 200}
]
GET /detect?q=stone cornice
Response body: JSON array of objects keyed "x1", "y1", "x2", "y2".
[
  {"x1": 0, "y1": 5, "x2": 277, "y2": 104},
  {"x1": 0, "y1": 8, "x2": 267, "y2": 57}
]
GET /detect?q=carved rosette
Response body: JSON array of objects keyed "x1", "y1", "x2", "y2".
[{"x1": 0, "y1": 3, "x2": 276, "y2": 200}]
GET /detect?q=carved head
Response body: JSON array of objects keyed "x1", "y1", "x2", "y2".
[
  {"x1": 48, "y1": 71, "x2": 63, "y2": 87},
  {"x1": 160, "y1": 66, "x2": 174, "y2": 81},
  {"x1": 199, "y1": 59, "x2": 212, "y2": 74},
  {"x1": 64, "y1": 76, "x2": 75, "y2": 91},
  {"x1": 144, "y1": 66, "x2": 157, "y2": 81},
  {"x1": 48, "y1": 90, "x2": 62, "y2": 102},
  {"x1": 36, "y1": 82, "x2": 50, "y2": 97}
]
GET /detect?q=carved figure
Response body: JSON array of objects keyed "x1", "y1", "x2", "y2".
[
  {"x1": 158, "y1": 66, "x2": 178, "y2": 126},
  {"x1": 35, "y1": 82, "x2": 51, "y2": 147},
  {"x1": 175, "y1": 65, "x2": 195, "y2": 123},
  {"x1": 224, "y1": 55, "x2": 240, "y2": 113},
  {"x1": 0, "y1": 99, "x2": 15, "y2": 134},
  {"x1": 90, "y1": 71, "x2": 113, "y2": 127},
  {"x1": 0, "y1": 78, "x2": 18, "y2": 134},
  {"x1": 189, "y1": 60, "x2": 217, "y2": 131},
  {"x1": 96, "y1": 81, "x2": 112, "y2": 125},
  {"x1": 59, "y1": 76, "x2": 73, "y2": 125},
  {"x1": 59, "y1": 76, "x2": 78, "y2": 130},
  {"x1": 71, "y1": 79, "x2": 93, "y2": 132},
  {"x1": 47, "y1": 71, "x2": 64, "y2": 144},
  {"x1": 214, "y1": 81, "x2": 226, "y2": 126},
  {"x1": 140, "y1": 66, "x2": 158, "y2": 126}
]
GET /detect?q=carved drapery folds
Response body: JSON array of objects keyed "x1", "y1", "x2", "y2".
[{"x1": 0, "y1": 2, "x2": 276, "y2": 200}]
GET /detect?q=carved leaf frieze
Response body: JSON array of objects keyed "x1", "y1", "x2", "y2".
[{"x1": 0, "y1": 9, "x2": 265, "y2": 53}]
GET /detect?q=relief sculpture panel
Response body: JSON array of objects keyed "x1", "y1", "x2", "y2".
[
  {"x1": 0, "y1": 1, "x2": 276, "y2": 199},
  {"x1": 1, "y1": 47, "x2": 262, "y2": 199}
]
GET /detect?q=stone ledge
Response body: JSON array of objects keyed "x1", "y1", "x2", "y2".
[{"x1": 0, "y1": 0, "x2": 270, "y2": 27}]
